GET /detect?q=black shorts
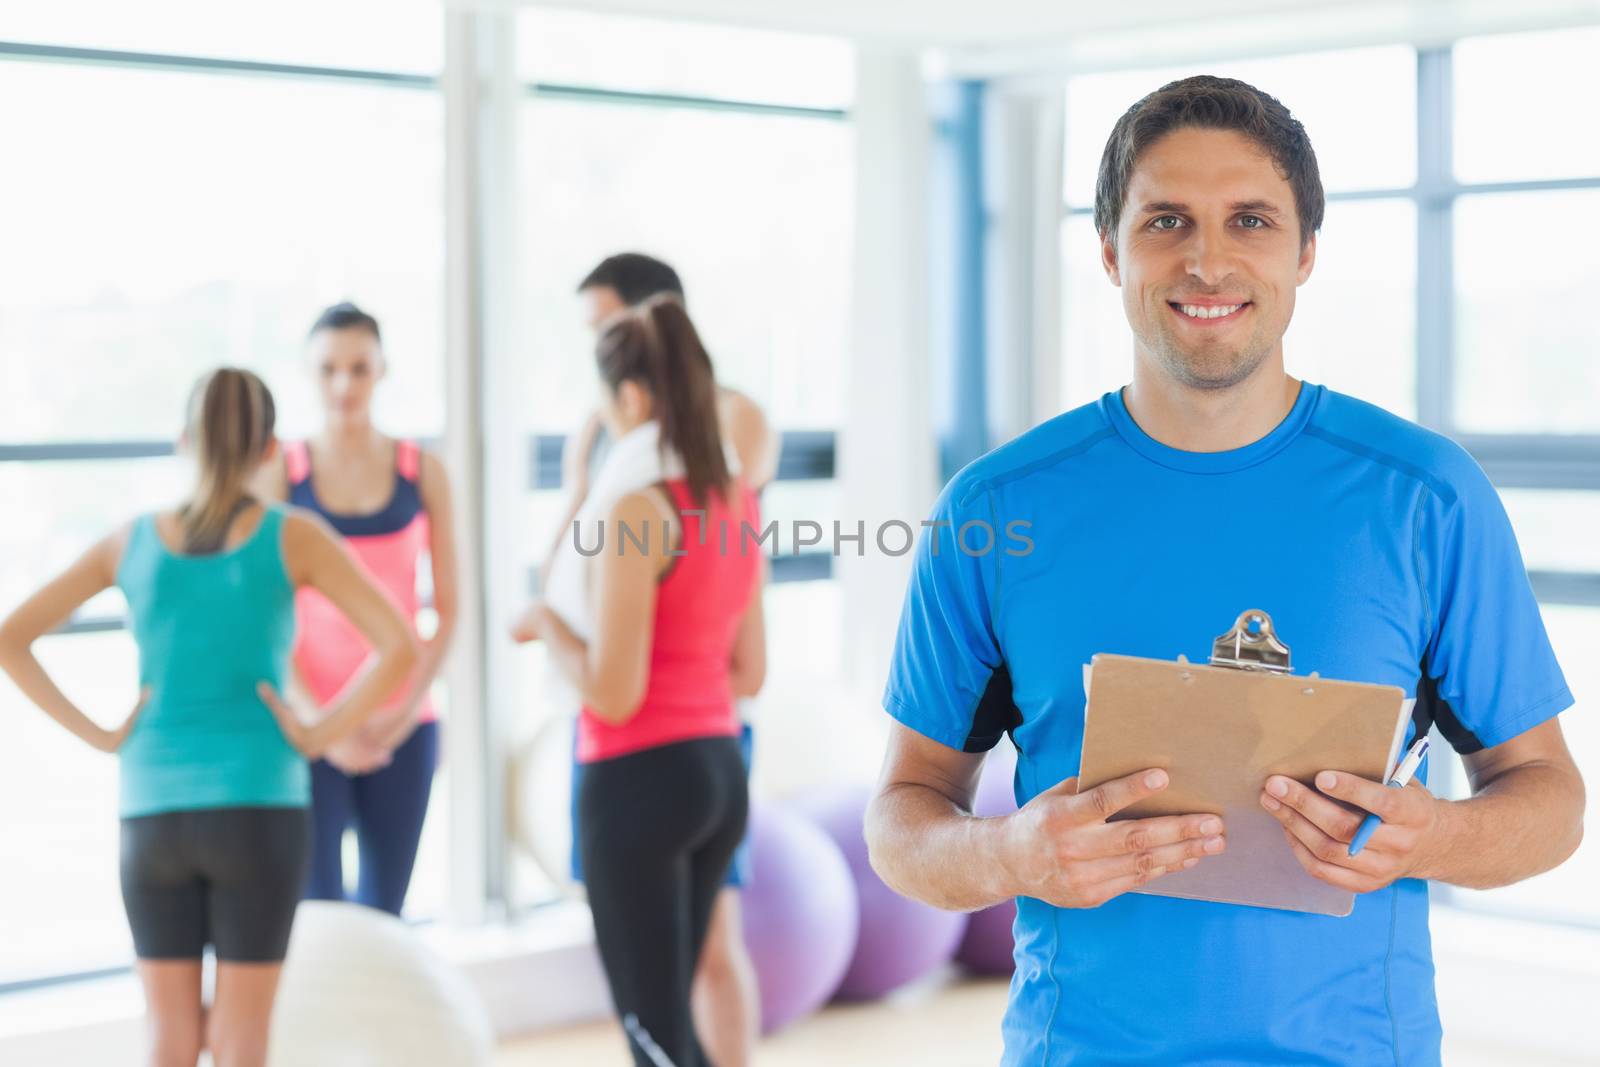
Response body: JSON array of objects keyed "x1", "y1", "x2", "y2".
[{"x1": 120, "y1": 806, "x2": 310, "y2": 963}]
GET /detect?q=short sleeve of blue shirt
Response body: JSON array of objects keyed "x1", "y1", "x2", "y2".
[
  {"x1": 882, "y1": 473, "x2": 1017, "y2": 753},
  {"x1": 1418, "y1": 451, "x2": 1573, "y2": 752}
]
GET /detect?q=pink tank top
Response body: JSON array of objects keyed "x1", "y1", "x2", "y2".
[
  {"x1": 286, "y1": 439, "x2": 435, "y2": 722},
  {"x1": 576, "y1": 477, "x2": 761, "y2": 763}
]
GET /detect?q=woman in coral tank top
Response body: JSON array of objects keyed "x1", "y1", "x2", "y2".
[{"x1": 259, "y1": 302, "x2": 459, "y2": 917}]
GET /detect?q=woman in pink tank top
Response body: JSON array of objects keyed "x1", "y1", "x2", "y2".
[
  {"x1": 514, "y1": 295, "x2": 765, "y2": 1067},
  {"x1": 260, "y1": 302, "x2": 459, "y2": 916}
]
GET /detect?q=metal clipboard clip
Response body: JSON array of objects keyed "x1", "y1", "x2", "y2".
[{"x1": 1208, "y1": 609, "x2": 1292, "y2": 674}]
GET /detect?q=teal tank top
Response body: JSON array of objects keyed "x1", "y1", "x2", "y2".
[{"x1": 115, "y1": 504, "x2": 308, "y2": 818}]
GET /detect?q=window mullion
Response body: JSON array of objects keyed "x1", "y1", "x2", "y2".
[{"x1": 1415, "y1": 46, "x2": 1454, "y2": 435}]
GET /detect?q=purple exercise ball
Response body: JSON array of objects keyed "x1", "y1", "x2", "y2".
[
  {"x1": 740, "y1": 804, "x2": 859, "y2": 1034},
  {"x1": 795, "y1": 785, "x2": 967, "y2": 1001},
  {"x1": 958, "y1": 745, "x2": 1019, "y2": 975}
]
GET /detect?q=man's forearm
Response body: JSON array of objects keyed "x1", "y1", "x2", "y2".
[
  {"x1": 865, "y1": 782, "x2": 1017, "y2": 912},
  {"x1": 1416, "y1": 762, "x2": 1584, "y2": 889}
]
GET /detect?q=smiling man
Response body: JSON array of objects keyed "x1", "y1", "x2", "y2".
[{"x1": 865, "y1": 76, "x2": 1583, "y2": 1065}]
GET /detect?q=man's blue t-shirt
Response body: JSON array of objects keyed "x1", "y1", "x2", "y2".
[{"x1": 882, "y1": 383, "x2": 1573, "y2": 1067}]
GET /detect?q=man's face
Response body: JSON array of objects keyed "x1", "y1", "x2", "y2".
[
  {"x1": 581, "y1": 284, "x2": 628, "y2": 334},
  {"x1": 1102, "y1": 127, "x2": 1316, "y2": 391}
]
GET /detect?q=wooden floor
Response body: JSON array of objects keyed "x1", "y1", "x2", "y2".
[
  {"x1": 497, "y1": 975, "x2": 1002, "y2": 1066},
  {"x1": 496, "y1": 975, "x2": 1592, "y2": 1066}
]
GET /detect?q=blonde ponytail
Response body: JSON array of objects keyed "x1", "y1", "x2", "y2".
[{"x1": 181, "y1": 368, "x2": 276, "y2": 554}]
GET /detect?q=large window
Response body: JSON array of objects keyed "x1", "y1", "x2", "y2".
[
  {"x1": 1442, "y1": 27, "x2": 1600, "y2": 925},
  {"x1": 1, "y1": 5, "x2": 857, "y2": 983},
  {"x1": 0, "y1": 632, "x2": 139, "y2": 984},
  {"x1": 0, "y1": 62, "x2": 445, "y2": 445},
  {"x1": 1453, "y1": 192, "x2": 1599, "y2": 435},
  {"x1": 502, "y1": 10, "x2": 855, "y2": 910},
  {"x1": 516, "y1": 7, "x2": 852, "y2": 110},
  {"x1": 514, "y1": 97, "x2": 853, "y2": 433},
  {"x1": 1448, "y1": 605, "x2": 1600, "y2": 925},
  {"x1": 1060, "y1": 36, "x2": 1600, "y2": 927},
  {"x1": 1453, "y1": 29, "x2": 1600, "y2": 186},
  {"x1": 0, "y1": 0, "x2": 442, "y2": 73},
  {"x1": 0, "y1": 29, "x2": 447, "y2": 985}
]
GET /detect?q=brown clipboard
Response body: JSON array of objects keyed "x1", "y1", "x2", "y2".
[{"x1": 1077, "y1": 610, "x2": 1411, "y2": 917}]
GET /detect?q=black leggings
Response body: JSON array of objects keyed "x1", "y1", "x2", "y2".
[
  {"x1": 120, "y1": 806, "x2": 310, "y2": 962},
  {"x1": 577, "y1": 736, "x2": 749, "y2": 1067}
]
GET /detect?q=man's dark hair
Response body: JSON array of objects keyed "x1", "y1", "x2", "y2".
[
  {"x1": 577, "y1": 253, "x2": 685, "y2": 307},
  {"x1": 1094, "y1": 75, "x2": 1324, "y2": 247},
  {"x1": 308, "y1": 301, "x2": 381, "y2": 342}
]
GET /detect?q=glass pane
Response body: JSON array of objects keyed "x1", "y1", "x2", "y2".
[
  {"x1": 1060, "y1": 213, "x2": 1135, "y2": 409},
  {"x1": 1454, "y1": 191, "x2": 1600, "y2": 434},
  {"x1": 0, "y1": 466, "x2": 453, "y2": 971},
  {"x1": 1064, "y1": 46, "x2": 1415, "y2": 208},
  {"x1": 0, "y1": 61, "x2": 446, "y2": 443},
  {"x1": 0, "y1": 0, "x2": 442, "y2": 73},
  {"x1": 760, "y1": 480, "x2": 845, "y2": 553},
  {"x1": 764, "y1": 577, "x2": 843, "y2": 683},
  {"x1": 1450, "y1": 604, "x2": 1599, "y2": 924},
  {"x1": 1501, "y1": 490, "x2": 1600, "y2": 574},
  {"x1": 749, "y1": 578, "x2": 871, "y2": 804},
  {"x1": 503, "y1": 509, "x2": 847, "y2": 916},
  {"x1": 501, "y1": 584, "x2": 853, "y2": 908},
  {"x1": 517, "y1": 9, "x2": 853, "y2": 110},
  {"x1": 1455, "y1": 28, "x2": 1600, "y2": 184},
  {"x1": 403, "y1": 685, "x2": 450, "y2": 921},
  {"x1": 1282, "y1": 199, "x2": 1416, "y2": 419},
  {"x1": 501, "y1": 92, "x2": 851, "y2": 920},
  {"x1": 0, "y1": 458, "x2": 190, "y2": 618},
  {"x1": 516, "y1": 98, "x2": 854, "y2": 433},
  {"x1": 506, "y1": 676, "x2": 568, "y2": 913},
  {"x1": 0, "y1": 632, "x2": 140, "y2": 983},
  {"x1": 500, "y1": 577, "x2": 849, "y2": 913}
]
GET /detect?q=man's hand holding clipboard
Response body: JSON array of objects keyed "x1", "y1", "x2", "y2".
[
  {"x1": 1076, "y1": 609, "x2": 1414, "y2": 917},
  {"x1": 1260, "y1": 737, "x2": 1443, "y2": 896},
  {"x1": 1000, "y1": 766, "x2": 1229, "y2": 908}
]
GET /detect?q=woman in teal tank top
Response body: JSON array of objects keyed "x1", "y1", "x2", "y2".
[{"x1": 0, "y1": 368, "x2": 417, "y2": 1067}]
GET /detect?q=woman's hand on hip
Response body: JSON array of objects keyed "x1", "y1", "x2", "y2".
[
  {"x1": 91, "y1": 686, "x2": 151, "y2": 753},
  {"x1": 257, "y1": 681, "x2": 327, "y2": 760}
]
